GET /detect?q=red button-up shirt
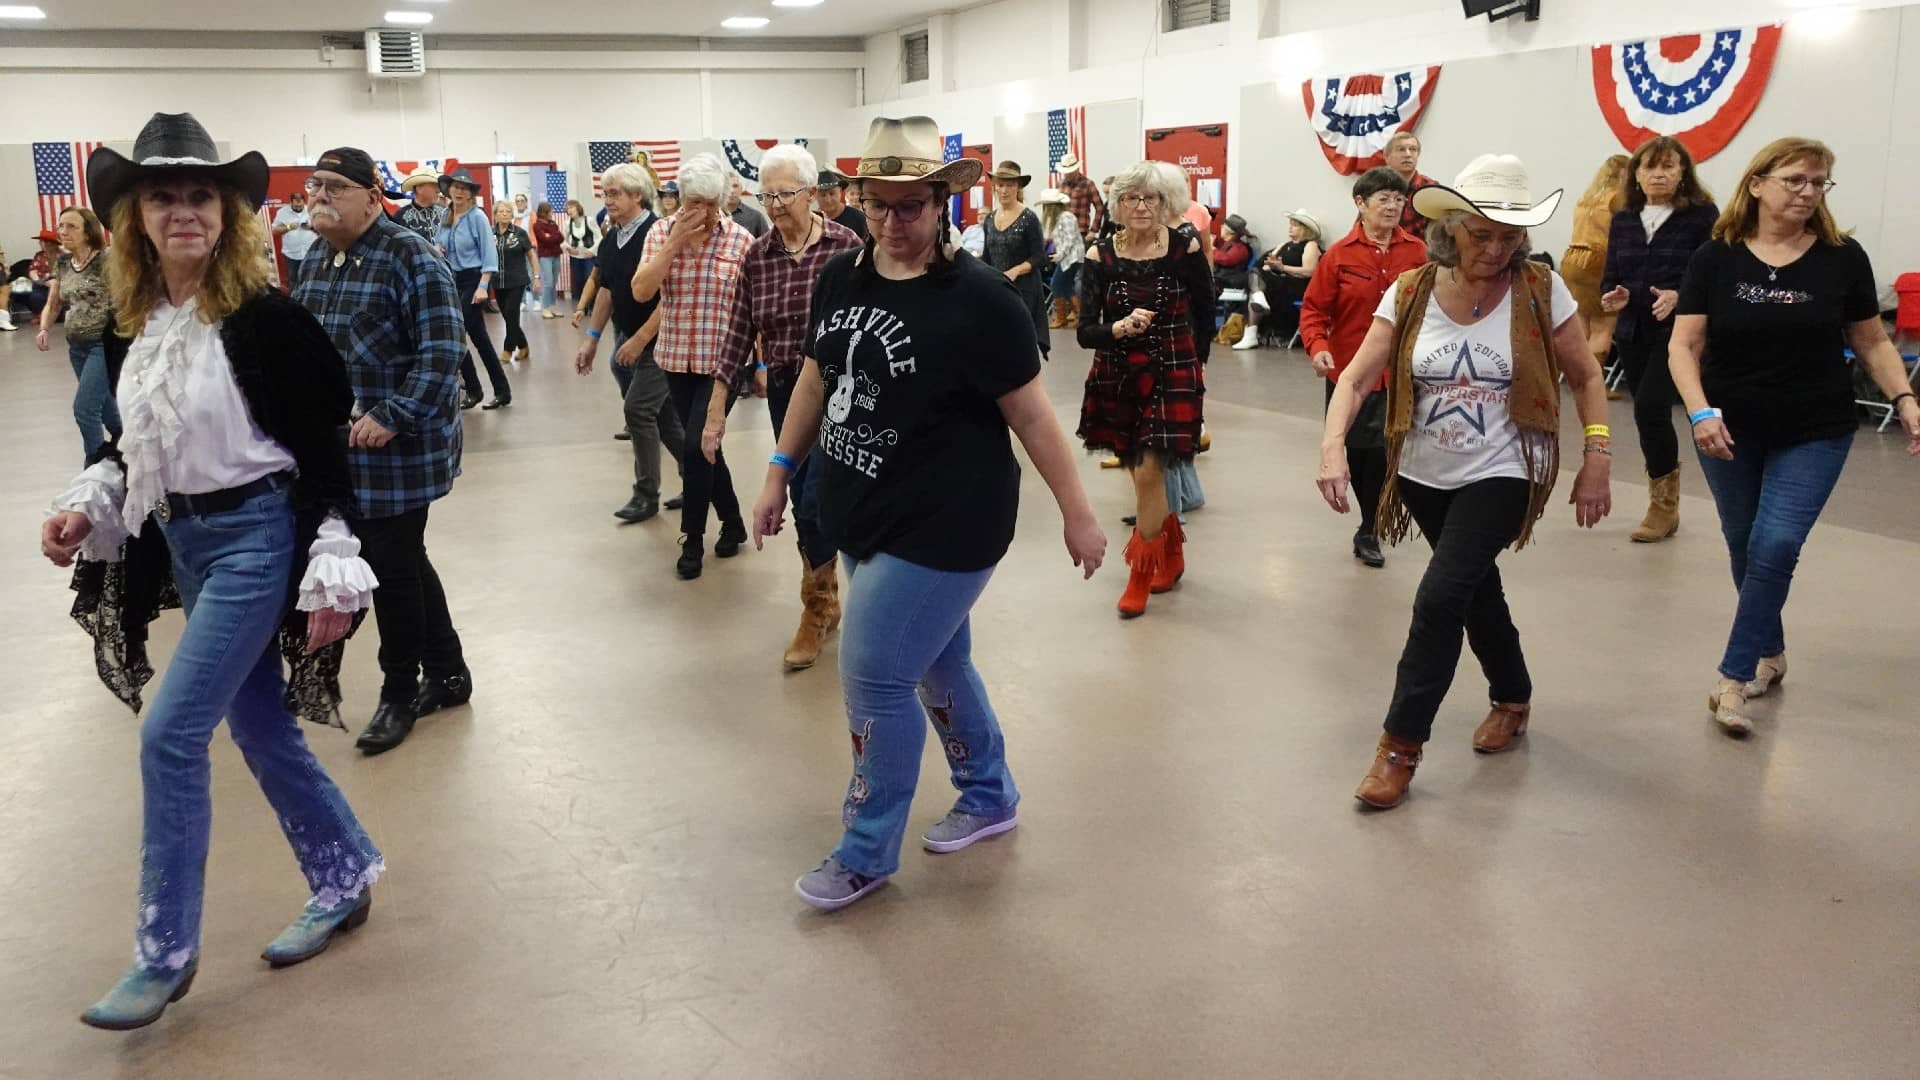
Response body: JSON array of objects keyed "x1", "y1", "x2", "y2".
[
  {"x1": 715, "y1": 215, "x2": 863, "y2": 390},
  {"x1": 1299, "y1": 222, "x2": 1429, "y2": 388}
]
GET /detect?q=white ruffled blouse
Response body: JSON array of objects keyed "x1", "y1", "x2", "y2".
[{"x1": 50, "y1": 297, "x2": 376, "y2": 614}]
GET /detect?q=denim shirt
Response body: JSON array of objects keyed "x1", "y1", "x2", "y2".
[{"x1": 437, "y1": 207, "x2": 497, "y2": 275}]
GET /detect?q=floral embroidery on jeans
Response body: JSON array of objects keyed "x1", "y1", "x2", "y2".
[
  {"x1": 282, "y1": 816, "x2": 386, "y2": 910},
  {"x1": 921, "y1": 691, "x2": 973, "y2": 777},
  {"x1": 843, "y1": 718, "x2": 874, "y2": 827}
]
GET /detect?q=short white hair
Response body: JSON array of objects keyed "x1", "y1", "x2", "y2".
[
  {"x1": 758, "y1": 144, "x2": 819, "y2": 190},
  {"x1": 677, "y1": 153, "x2": 731, "y2": 204},
  {"x1": 1107, "y1": 160, "x2": 1190, "y2": 223},
  {"x1": 600, "y1": 162, "x2": 655, "y2": 201}
]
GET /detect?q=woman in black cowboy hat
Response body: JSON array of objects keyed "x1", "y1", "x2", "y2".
[
  {"x1": 981, "y1": 160, "x2": 1051, "y2": 358},
  {"x1": 38, "y1": 112, "x2": 384, "y2": 1030},
  {"x1": 437, "y1": 167, "x2": 512, "y2": 408}
]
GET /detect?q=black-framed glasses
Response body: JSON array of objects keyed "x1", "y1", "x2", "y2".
[
  {"x1": 858, "y1": 197, "x2": 933, "y2": 222},
  {"x1": 1118, "y1": 193, "x2": 1162, "y2": 208},
  {"x1": 1765, "y1": 175, "x2": 1837, "y2": 195},
  {"x1": 303, "y1": 178, "x2": 369, "y2": 197},
  {"x1": 755, "y1": 187, "x2": 811, "y2": 207}
]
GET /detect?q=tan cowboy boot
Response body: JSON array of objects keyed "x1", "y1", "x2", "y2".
[
  {"x1": 783, "y1": 555, "x2": 838, "y2": 671},
  {"x1": 1048, "y1": 299, "x2": 1070, "y2": 329},
  {"x1": 1356, "y1": 733, "x2": 1425, "y2": 809},
  {"x1": 1632, "y1": 468, "x2": 1681, "y2": 543},
  {"x1": 1472, "y1": 702, "x2": 1531, "y2": 753}
]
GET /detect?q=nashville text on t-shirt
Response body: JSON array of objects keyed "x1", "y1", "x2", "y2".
[{"x1": 816, "y1": 304, "x2": 916, "y2": 479}]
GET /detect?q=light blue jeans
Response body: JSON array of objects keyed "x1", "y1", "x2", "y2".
[
  {"x1": 832, "y1": 552, "x2": 1017, "y2": 878},
  {"x1": 1696, "y1": 433, "x2": 1852, "y2": 683},
  {"x1": 538, "y1": 255, "x2": 560, "y2": 309},
  {"x1": 68, "y1": 337, "x2": 121, "y2": 462},
  {"x1": 135, "y1": 482, "x2": 382, "y2": 972}
]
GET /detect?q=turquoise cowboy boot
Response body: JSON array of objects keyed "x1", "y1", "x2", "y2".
[
  {"x1": 79, "y1": 959, "x2": 198, "y2": 1030},
  {"x1": 261, "y1": 890, "x2": 372, "y2": 968}
]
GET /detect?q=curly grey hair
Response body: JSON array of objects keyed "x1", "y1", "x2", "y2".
[
  {"x1": 1424, "y1": 210, "x2": 1534, "y2": 271},
  {"x1": 599, "y1": 162, "x2": 655, "y2": 202},
  {"x1": 1106, "y1": 160, "x2": 1191, "y2": 225},
  {"x1": 676, "y1": 153, "x2": 731, "y2": 204},
  {"x1": 757, "y1": 144, "x2": 819, "y2": 190}
]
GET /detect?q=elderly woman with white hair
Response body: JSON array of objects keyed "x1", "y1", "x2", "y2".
[
  {"x1": 631, "y1": 152, "x2": 755, "y2": 580},
  {"x1": 1077, "y1": 159, "x2": 1214, "y2": 619},
  {"x1": 1317, "y1": 154, "x2": 1613, "y2": 811},
  {"x1": 700, "y1": 143, "x2": 862, "y2": 669}
]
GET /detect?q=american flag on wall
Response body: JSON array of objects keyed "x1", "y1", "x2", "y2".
[
  {"x1": 34, "y1": 141, "x2": 103, "y2": 229},
  {"x1": 590, "y1": 140, "x2": 682, "y2": 198},
  {"x1": 1046, "y1": 107, "x2": 1085, "y2": 187},
  {"x1": 545, "y1": 170, "x2": 570, "y2": 211}
]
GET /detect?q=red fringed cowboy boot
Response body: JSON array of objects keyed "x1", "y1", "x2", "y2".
[
  {"x1": 1150, "y1": 514, "x2": 1185, "y2": 594},
  {"x1": 1117, "y1": 528, "x2": 1167, "y2": 619}
]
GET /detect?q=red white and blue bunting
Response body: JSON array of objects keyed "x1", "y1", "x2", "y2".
[
  {"x1": 1300, "y1": 66, "x2": 1441, "y2": 176},
  {"x1": 1591, "y1": 25, "x2": 1782, "y2": 163},
  {"x1": 720, "y1": 138, "x2": 810, "y2": 183}
]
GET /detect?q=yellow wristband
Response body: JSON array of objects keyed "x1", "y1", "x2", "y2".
[{"x1": 1584, "y1": 424, "x2": 1611, "y2": 439}]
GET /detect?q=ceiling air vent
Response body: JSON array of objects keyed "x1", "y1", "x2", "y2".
[{"x1": 365, "y1": 29, "x2": 426, "y2": 78}]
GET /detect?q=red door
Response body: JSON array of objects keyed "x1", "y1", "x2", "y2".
[{"x1": 1144, "y1": 125, "x2": 1229, "y2": 238}]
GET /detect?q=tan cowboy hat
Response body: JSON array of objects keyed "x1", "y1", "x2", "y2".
[
  {"x1": 1056, "y1": 152, "x2": 1082, "y2": 173},
  {"x1": 1035, "y1": 188, "x2": 1068, "y2": 206},
  {"x1": 1412, "y1": 153, "x2": 1564, "y2": 229},
  {"x1": 850, "y1": 116, "x2": 983, "y2": 189},
  {"x1": 391, "y1": 166, "x2": 441, "y2": 197},
  {"x1": 1285, "y1": 208, "x2": 1323, "y2": 241},
  {"x1": 989, "y1": 160, "x2": 1031, "y2": 187}
]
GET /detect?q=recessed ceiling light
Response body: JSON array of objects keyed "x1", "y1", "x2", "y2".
[
  {"x1": 721, "y1": 16, "x2": 770, "y2": 29},
  {"x1": 385, "y1": 10, "x2": 432, "y2": 24},
  {"x1": 0, "y1": 5, "x2": 48, "y2": 18},
  {"x1": 772, "y1": 0, "x2": 826, "y2": 7}
]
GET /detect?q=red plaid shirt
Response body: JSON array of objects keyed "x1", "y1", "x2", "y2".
[
  {"x1": 715, "y1": 215, "x2": 863, "y2": 390},
  {"x1": 1400, "y1": 171, "x2": 1437, "y2": 235},
  {"x1": 1061, "y1": 172, "x2": 1103, "y2": 241},
  {"x1": 641, "y1": 215, "x2": 753, "y2": 376}
]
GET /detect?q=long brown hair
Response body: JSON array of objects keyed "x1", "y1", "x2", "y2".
[
  {"x1": 60, "y1": 206, "x2": 107, "y2": 253},
  {"x1": 1623, "y1": 136, "x2": 1714, "y2": 212},
  {"x1": 1578, "y1": 154, "x2": 1630, "y2": 212},
  {"x1": 1713, "y1": 136, "x2": 1846, "y2": 246},
  {"x1": 107, "y1": 182, "x2": 269, "y2": 337}
]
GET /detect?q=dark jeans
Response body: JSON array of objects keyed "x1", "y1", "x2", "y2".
[
  {"x1": 1381, "y1": 477, "x2": 1533, "y2": 743},
  {"x1": 453, "y1": 268, "x2": 511, "y2": 402},
  {"x1": 617, "y1": 330, "x2": 685, "y2": 502},
  {"x1": 497, "y1": 285, "x2": 527, "y2": 353},
  {"x1": 1696, "y1": 433, "x2": 1851, "y2": 683},
  {"x1": 1049, "y1": 262, "x2": 1079, "y2": 302},
  {"x1": 1327, "y1": 381, "x2": 1386, "y2": 534},
  {"x1": 1618, "y1": 334, "x2": 1680, "y2": 477},
  {"x1": 768, "y1": 374, "x2": 835, "y2": 567},
  {"x1": 354, "y1": 505, "x2": 467, "y2": 705},
  {"x1": 666, "y1": 371, "x2": 743, "y2": 544},
  {"x1": 567, "y1": 256, "x2": 594, "y2": 301}
]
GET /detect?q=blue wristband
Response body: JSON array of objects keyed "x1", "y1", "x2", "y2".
[
  {"x1": 770, "y1": 452, "x2": 797, "y2": 473},
  {"x1": 584, "y1": 328, "x2": 601, "y2": 340},
  {"x1": 1688, "y1": 407, "x2": 1723, "y2": 426}
]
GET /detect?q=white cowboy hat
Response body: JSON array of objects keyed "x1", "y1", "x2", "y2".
[
  {"x1": 849, "y1": 116, "x2": 983, "y2": 189},
  {"x1": 1412, "y1": 153, "x2": 1563, "y2": 229},
  {"x1": 1285, "y1": 208, "x2": 1323, "y2": 241},
  {"x1": 1056, "y1": 152, "x2": 1082, "y2": 173},
  {"x1": 1035, "y1": 188, "x2": 1069, "y2": 206}
]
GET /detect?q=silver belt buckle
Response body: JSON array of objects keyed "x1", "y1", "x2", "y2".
[{"x1": 154, "y1": 497, "x2": 172, "y2": 524}]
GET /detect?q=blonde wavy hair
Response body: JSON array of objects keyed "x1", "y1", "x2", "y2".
[
  {"x1": 1714, "y1": 136, "x2": 1845, "y2": 246},
  {"x1": 108, "y1": 183, "x2": 269, "y2": 337}
]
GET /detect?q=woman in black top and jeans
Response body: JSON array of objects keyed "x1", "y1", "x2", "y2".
[
  {"x1": 1600, "y1": 136, "x2": 1716, "y2": 544},
  {"x1": 490, "y1": 200, "x2": 537, "y2": 363},
  {"x1": 1671, "y1": 137, "x2": 1920, "y2": 736}
]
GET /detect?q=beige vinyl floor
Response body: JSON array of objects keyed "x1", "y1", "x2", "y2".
[{"x1": 2, "y1": 307, "x2": 1917, "y2": 1080}]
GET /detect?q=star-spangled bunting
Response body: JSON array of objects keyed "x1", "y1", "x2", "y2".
[{"x1": 1591, "y1": 24, "x2": 1782, "y2": 162}]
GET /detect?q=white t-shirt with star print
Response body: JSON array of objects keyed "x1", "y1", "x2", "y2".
[{"x1": 1374, "y1": 272, "x2": 1577, "y2": 490}]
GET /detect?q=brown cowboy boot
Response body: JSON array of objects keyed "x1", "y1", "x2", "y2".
[
  {"x1": 1048, "y1": 298, "x2": 1070, "y2": 329},
  {"x1": 1355, "y1": 733, "x2": 1425, "y2": 809},
  {"x1": 1632, "y1": 468, "x2": 1681, "y2": 543},
  {"x1": 784, "y1": 555, "x2": 838, "y2": 671},
  {"x1": 1472, "y1": 702, "x2": 1531, "y2": 753}
]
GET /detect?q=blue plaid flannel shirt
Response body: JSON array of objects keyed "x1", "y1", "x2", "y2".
[{"x1": 290, "y1": 213, "x2": 465, "y2": 519}]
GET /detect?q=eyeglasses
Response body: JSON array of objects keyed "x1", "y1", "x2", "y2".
[
  {"x1": 755, "y1": 187, "x2": 812, "y2": 207},
  {"x1": 303, "y1": 178, "x2": 369, "y2": 197},
  {"x1": 1764, "y1": 175, "x2": 1837, "y2": 195},
  {"x1": 1118, "y1": 194, "x2": 1162, "y2": 208},
  {"x1": 857, "y1": 197, "x2": 933, "y2": 222},
  {"x1": 1366, "y1": 194, "x2": 1408, "y2": 208}
]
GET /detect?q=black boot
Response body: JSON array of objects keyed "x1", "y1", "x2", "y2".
[
  {"x1": 714, "y1": 520, "x2": 747, "y2": 558},
  {"x1": 412, "y1": 667, "x2": 473, "y2": 719},
  {"x1": 676, "y1": 537, "x2": 704, "y2": 580},
  {"x1": 355, "y1": 701, "x2": 417, "y2": 755},
  {"x1": 1353, "y1": 529, "x2": 1386, "y2": 568},
  {"x1": 613, "y1": 496, "x2": 658, "y2": 523},
  {"x1": 665, "y1": 494, "x2": 685, "y2": 511},
  {"x1": 460, "y1": 392, "x2": 482, "y2": 410}
]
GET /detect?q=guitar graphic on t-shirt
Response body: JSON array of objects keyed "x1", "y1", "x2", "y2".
[{"x1": 827, "y1": 331, "x2": 860, "y2": 423}]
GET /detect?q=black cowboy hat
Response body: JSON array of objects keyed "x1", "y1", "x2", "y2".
[
  {"x1": 85, "y1": 112, "x2": 269, "y2": 219},
  {"x1": 438, "y1": 167, "x2": 483, "y2": 195}
]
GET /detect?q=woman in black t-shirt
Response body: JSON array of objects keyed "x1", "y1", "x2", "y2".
[
  {"x1": 748, "y1": 117, "x2": 1105, "y2": 913},
  {"x1": 1671, "y1": 137, "x2": 1920, "y2": 737}
]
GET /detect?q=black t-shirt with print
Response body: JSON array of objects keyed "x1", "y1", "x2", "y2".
[
  {"x1": 805, "y1": 250, "x2": 1043, "y2": 571},
  {"x1": 594, "y1": 214, "x2": 659, "y2": 338},
  {"x1": 1677, "y1": 237, "x2": 1878, "y2": 448}
]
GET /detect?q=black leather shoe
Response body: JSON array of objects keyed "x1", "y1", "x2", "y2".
[
  {"x1": 480, "y1": 397, "x2": 512, "y2": 410},
  {"x1": 614, "y1": 497, "x2": 658, "y2": 523},
  {"x1": 676, "y1": 539, "x2": 704, "y2": 580},
  {"x1": 714, "y1": 520, "x2": 747, "y2": 558},
  {"x1": 665, "y1": 495, "x2": 685, "y2": 511},
  {"x1": 1354, "y1": 532, "x2": 1386, "y2": 568},
  {"x1": 356, "y1": 701, "x2": 417, "y2": 755},
  {"x1": 613, "y1": 430, "x2": 631, "y2": 441},
  {"x1": 412, "y1": 668, "x2": 473, "y2": 719},
  {"x1": 460, "y1": 392, "x2": 482, "y2": 410},
  {"x1": 1121, "y1": 514, "x2": 1138, "y2": 527}
]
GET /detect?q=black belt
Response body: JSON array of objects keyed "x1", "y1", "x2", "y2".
[{"x1": 159, "y1": 475, "x2": 283, "y2": 523}]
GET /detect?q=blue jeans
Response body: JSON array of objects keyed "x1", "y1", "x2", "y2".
[
  {"x1": 136, "y1": 483, "x2": 382, "y2": 972},
  {"x1": 538, "y1": 255, "x2": 560, "y2": 309},
  {"x1": 1696, "y1": 433, "x2": 1852, "y2": 683},
  {"x1": 833, "y1": 553, "x2": 1018, "y2": 877},
  {"x1": 568, "y1": 256, "x2": 594, "y2": 305},
  {"x1": 767, "y1": 375, "x2": 833, "y2": 568},
  {"x1": 1050, "y1": 261, "x2": 1079, "y2": 301},
  {"x1": 68, "y1": 337, "x2": 122, "y2": 461}
]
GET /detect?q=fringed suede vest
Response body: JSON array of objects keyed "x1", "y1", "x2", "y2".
[{"x1": 1379, "y1": 261, "x2": 1563, "y2": 551}]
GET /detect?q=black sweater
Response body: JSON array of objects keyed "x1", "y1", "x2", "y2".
[{"x1": 1600, "y1": 201, "x2": 1718, "y2": 344}]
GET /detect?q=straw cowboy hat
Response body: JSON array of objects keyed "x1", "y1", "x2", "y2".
[
  {"x1": 388, "y1": 166, "x2": 442, "y2": 198},
  {"x1": 1411, "y1": 153, "x2": 1564, "y2": 229},
  {"x1": 849, "y1": 116, "x2": 983, "y2": 189},
  {"x1": 989, "y1": 160, "x2": 1032, "y2": 187},
  {"x1": 1056, "y1": 152, "x2": 1082, "y2": 174},
  {"x1": 85, "y1": 112, "x2": 269, "y2": 217},
  {"x1": 1035, "y1": 188, "x2": 1069, "y2": 206},
  {"x1": 1285, "y1": 208, "x2": 1323, "y2": 241}
]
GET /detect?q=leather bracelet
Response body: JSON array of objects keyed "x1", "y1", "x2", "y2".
[{"x1": 1890, "y1": 392, "x2": 1916, "y2": 409}]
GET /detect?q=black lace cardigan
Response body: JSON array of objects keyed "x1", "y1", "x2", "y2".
[{"x1": 70, "y1": 289, "x2": 366, "y2": 728}]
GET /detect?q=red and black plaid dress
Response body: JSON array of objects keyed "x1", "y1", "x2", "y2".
[{"x1": 1076, "y1": 226, "x2": 1215, "y2": 462}]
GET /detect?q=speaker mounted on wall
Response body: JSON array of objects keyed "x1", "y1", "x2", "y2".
[{"x1": 1462, "y1": 0, "x2": 1540, "y2": 23}]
